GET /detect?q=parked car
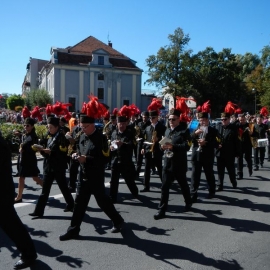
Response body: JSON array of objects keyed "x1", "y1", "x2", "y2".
[
  {"x1": 95, "y1": 119, "x2": 104, "y2": 131},
  {"x1": 210, "y1": 118, "x2": 222, "y2": 128}
]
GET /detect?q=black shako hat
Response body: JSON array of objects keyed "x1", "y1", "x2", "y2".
[
  {"x1": 149, "y1": 110, "x2": 158, "y2": 117},
  {"x1": 24, "y1": 117, "x2": 36, "y2": 126},
  {"x1": 141, "y1": 111, "x2": 149, "y2": 117},
  {"x1": 80, "y1": 115, "x2": 95, "y2": 123},
  {"x1": 169, "y1": 108, "x2": 181, "y2": 117},
  {"x1": 221, "y1": 112, "x2": 231, "y2": 118},
  {"x1": 117, "y1": 116, "x2": 128, "y2": 123},
  {"x1": 47, "y1": 117, "x2": 59, "y2": 126},
  {"x1": 198, "y1": 112, "x2": 208, "y2": 119}
]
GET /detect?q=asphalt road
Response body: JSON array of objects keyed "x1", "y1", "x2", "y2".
[{"x1": 1, "y1": 153, "x2": 270, "y2": 270}]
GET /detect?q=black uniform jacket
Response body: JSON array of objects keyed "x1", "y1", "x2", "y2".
[
  {"x1": 191, "y1": 125, "x2": 219, "y2": 162},
  {"x1": 40, "y1": 131, "x2": 69, "y2": 173},
  {"x1": 215, "y1": 122, "x2": 241, "y2": 158},
  {"x1": 0, "y1": 136, "x2": 14, "y2": 205},
  {"x1": 235, "y1": 122, "x2": 257, "y2": 150},
  {"x1": 143, "y1": 121, "x2": 166, "y2": 155},
  {"x1": 163, "y1": 124, "x2": 191, "y2": 173},
  {"x1": 77, "y1": 129, "x2": 107, "y2": 188},
  {"x1": 110, "y1": 128, "x2": 134, "y2": 166},
  {"x1": 254, "y1": 123, "x2": 268, "y2": 139}
]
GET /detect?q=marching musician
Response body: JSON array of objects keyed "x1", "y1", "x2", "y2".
[
  {"x1": 14, "y1": 117, "x2": 43, "y2": 203},
  {"x1": 29, "y1": 117, "x2": 74, "y2": 217},
  {"x1": 215, "y1": 110, "x2": 240, "y2": 191},
  {"x1": 154, "y1": 108, "x2": 192, "y2": 220},
  {"x1": 103, "y1": 109, "x2": 118, "y2": 170},
  {"x1": 190, "y1": 111, "x2": 219, "y2": 202},
  {"x1": 141, "y1": 101, "x2": 166, "y2": 192},
  {"x1": 109, "y1": 107, "x2": 139, "y2": 204},
  {"x1": 135, "y1": 111, "x2": 151, "y2": 177},
  {"x1": 235, "y1": 113, "x2": 257, "y2": 179},
  {"x1": 266, "y1": 115, "x2": 270, "y2": 161},
  {"x1": 66, "y1": 117, "x2": 82, "y2": 193},
  {"x1": 253, "y1": 114, "x2": 268, "y2": 170},
  {"x1": 59, "y1": 98, "x2": 124, "y2": 241}
]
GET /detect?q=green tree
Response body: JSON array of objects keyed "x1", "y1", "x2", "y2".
[
  {"x1": 144, "y1": 27, "x2": 193, "y2": 104},
  {"x1": 24, "y1": 88, "x2": 53, "y2": 109},
  {"x1": 189, "y1": 47, "x2": 245, "y2": 116},
  {"x1": 6, "y1": 94, "x2": 24, "y2": 110}
]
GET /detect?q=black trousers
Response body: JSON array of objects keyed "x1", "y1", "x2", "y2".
[
  {"x1": 143, "y1": 152, "x2": 163, "y2": 189},
  {"x1": 216, "y1": 156, "x2": 236, "y2": 187},
  {"x1": 69, "y1": 159, "x2": 80, "y2": 189},
  {"x1": 67, "y1": 179, "x2": 123, "y2": 235},
  {"x1": 33, "y1": 170, "x2": 74, "y2": 215},
  {"x1": 110, "y1": 162, "x2": 138, "y2": 202},
  {"x1": 0, "y1": 205, "x2": 37, "y2": 261},
  {"x1": 254, "y1": 147, "x2": 266, "y2": 167},
  {"x1": 190, "y1": 159, "x2": 216, "y2": 195},
  {"x1": 136, "y1": 144, "x2": 143, "y2": 174},
  {"x1": 158, "y1": 170, "x2": 192, "y2": 212},
  {"x1": 237, "y1": 147, "x2": 252, "y2": 176}
]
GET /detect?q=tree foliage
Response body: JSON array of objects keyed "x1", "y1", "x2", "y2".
[
  {"x1": 6, "y1": 94, "x2": 25, "y2": 110},
  {"x1": 145, "y1": 27, "x2": 270, "y2": 116},
  {"x1": 24, "y1": 88, "x2": 53, "y2": 109},
  {"x1": 145, "y1": 27, "x2": 194, "y2": 101}
]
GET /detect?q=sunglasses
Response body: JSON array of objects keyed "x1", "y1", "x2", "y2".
[
  {"x1": 221, "y1": 118, "x2": 228, "y2": 121},
  {"x1": 168, "y1": 118, "x2": 177, "y2": 122}
]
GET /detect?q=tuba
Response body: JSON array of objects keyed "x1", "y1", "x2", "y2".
[
  {"x1": 103, "y1": 120, "x2": 111, "y2": 140},
  {"x1": 248, "y1": 123, "x2": 258, "y2": 148},
  {"x1": 150, "y1": 130, "x2": 157, "y2": 153}
]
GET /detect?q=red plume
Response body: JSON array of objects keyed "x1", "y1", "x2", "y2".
[
  {"x1": 22, "y1": 106, "x2": 31, "y2": 119},
  {"x1": 201, "y1": 100, "x2": 211, "y2": 113},
  {"x1": 103, "y1": 110, "x2": 110, "y2": 119},
  {"x1": 147, "y1": 98, "x2": 162, "y2": 113},
  {"x1": 175, "y1": 97, "x2": 194, "y2": 122},
  {"x1": 112, "y1": 108, "x2": 118, "y2": 116},
  {"x1": 31, "y1": 106, "x2": 43, "y2": 121},
  {"x1": 52, "y1": 101, "x2": 69, "y2": 116},
  {"x1": 196, "y1": 105, "x2": 202, "y2": 112},
  {"x1": 45, "y1": 104, "x2": 53, "y2": 115},
  {"x1": 224, "y1": 101, "x2": 238, "y2": 115},
  {"x1": 260, "y1": 106, "x2": 269, "y2": 117},
  {"x1": 82, "y1": 95, "x2": 107, "y2": 118},
  {"x1": 129, "y1": 104, "x2": 140, "y2": 116},
  {"x1": 64, "y1": 112, "x2": 72, "y2": 121},
  {"x1": 118, "y1": 105, "x2": 132, "y2": 118}
]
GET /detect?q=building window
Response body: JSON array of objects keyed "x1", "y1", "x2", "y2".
[
  {"x1": 68, "y1": 97, "x2": 76, "y2": 112},
  {"x1": 98, "y1": 88, "x2": 104, "y2": 100},
  {"x1": 123, "y1": 99, "x2": 129, "y2": 106},
  {"x1": 98, "y1": 73, "x2": 104, "y2": 80},
  {"x1": 98, "y1": 56, "x2": 104, "y2": 65}
]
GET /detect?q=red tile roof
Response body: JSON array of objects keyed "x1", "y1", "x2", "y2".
[
  {"x1": 68, "y1": 36, "x2": 128, "y2": 59},
  {"x1": 55, "y1": 36, "x2": 140, "y2": 70}
]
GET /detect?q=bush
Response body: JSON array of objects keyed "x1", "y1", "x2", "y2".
[{"x1": 0, "y1": 123, "x2": 48, "y2": 153}]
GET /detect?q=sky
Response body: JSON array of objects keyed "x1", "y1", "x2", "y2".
[{"x1": 0, "y1": 0, "x2": 269, "y2": 96}]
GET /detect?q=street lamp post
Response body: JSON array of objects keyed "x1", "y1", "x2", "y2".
[{"x1": 252, "y1": 88, "x2": 256, "y2": 114}]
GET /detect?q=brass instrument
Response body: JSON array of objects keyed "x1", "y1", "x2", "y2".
[
  {"x1": 150, "y1": 130, "x2": 157, "y2": 153},
  {"x1": 248, "y1": 123, "x2": 258, "y2": 148},
  {"x1": 135, "y1": 125, "x2": 140, "y2": 139},
  {"x1": 103, "y1": 120, "x2": 111, "y2": 139},
  {"x1": 67, "y1": 130, "x2": 83, "y2": 156}
]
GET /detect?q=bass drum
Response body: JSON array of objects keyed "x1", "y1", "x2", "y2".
[{"x1": 189, "y1": 119, "x2": 199, "y2": 134}]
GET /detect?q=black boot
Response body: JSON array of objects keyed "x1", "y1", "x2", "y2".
[{"x1": 237, "y1": 172, "x2": 243, "y2": 180}]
